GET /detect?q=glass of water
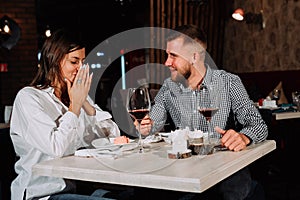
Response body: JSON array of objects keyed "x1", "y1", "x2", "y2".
[{"x1": 292, "y1": 91, "x2": 300, "y2": 111}]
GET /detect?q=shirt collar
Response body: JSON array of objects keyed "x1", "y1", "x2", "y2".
[
  {"x1": 43, "y1": 86, "x2": 55, "y2": 94},
  {"x1": 201, "y1": 64, "x2": 213, "y2": 90}
]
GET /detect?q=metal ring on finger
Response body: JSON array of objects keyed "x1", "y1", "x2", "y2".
[{"x1": 77, "y1": 79, "x2": 82, "y2": 84}]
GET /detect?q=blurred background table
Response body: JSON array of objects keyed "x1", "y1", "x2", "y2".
[{"x1": 273, "y1": 111, "x2": 300, "y2": 120}]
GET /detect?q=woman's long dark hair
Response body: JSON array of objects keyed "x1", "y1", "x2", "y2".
[{"x1": 30, "y1": 28, "x2": 85, "y2": 106}]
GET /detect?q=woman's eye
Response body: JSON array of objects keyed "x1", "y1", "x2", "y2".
[{"x1": 70, "y1": 61, "x2": 79, "y2": 65}]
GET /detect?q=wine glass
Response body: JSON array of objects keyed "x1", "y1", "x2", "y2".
[
  {"x1": 292, "y1": 91, "x2": 300, "y2": 111},
  {"x1": 126, "y1": 87, "x2": 151, "y2": 153},
  {"x1": 271, "y1": 89, "x2": 281, "y2": 105},
  {"x1": 198, "y1": 84, "x2": 220, "y2": 147}
]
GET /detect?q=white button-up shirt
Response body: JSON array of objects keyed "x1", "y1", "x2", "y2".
[{"x1": 10, "y1": 86, "x2": 120, "y2": 200}]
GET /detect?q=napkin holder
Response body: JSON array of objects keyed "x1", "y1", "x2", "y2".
[
  {"x1": 167, "y1": 149, "x2": 192, "y2": 159},
  {"x1": 167, "y1": 128, "x2": 191, "y2": 159}
]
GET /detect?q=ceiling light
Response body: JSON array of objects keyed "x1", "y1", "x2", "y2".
[
  {"x1": 0, "y1": 15, "x2": 21, "y2": 50},
  {"x1": 232, "y1": 8, "x2": 244, "y2": 21},
  {"x1": 232, "y1": 0, "x2": 265, "y2": 29},
  {"x1": 232, "y1": 9, "x2": 265, "y2": 29},
  {"x1": 45, "y1": 26, "x2": 51, "y2": 37}
]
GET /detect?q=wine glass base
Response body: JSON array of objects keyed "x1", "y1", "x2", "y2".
[
  {"x1": 133, "y1": 144, "x2": 151, "y2": 154},
  {"x1": 197, "y1": 144, "x2": 215, "y2": 155},
  {"x1": 138, "y1": 148, "x2": 144, "y2": 153}
]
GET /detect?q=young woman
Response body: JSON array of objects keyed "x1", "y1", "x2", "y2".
[{"x1": 10, "y1": 29, "x2": 120, "y2": 200}]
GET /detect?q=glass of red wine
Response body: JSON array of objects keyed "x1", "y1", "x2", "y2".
[
  {"x1": 126, "y1": 87, "x2": 151, "y2": 153},
  {"x1": 198, "y1": 84, "x2": 220, "y2": 146}
]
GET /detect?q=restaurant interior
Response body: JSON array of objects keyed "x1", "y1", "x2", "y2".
[{"x1": 1, "y1": 0, "x2": 300, "y2": 199}]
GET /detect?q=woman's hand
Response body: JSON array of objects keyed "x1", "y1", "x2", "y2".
[
  {"x1": 215, "y1": 126, "x2": 251, "y2": 152},
  {"x1": 82, "y1": 100, "x2": 96, "y2": 116},
  {"x1": 66, "y1": 64, "x2": 93, "y2": 116}
]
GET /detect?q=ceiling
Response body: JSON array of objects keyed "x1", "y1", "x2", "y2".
[{"x1": 35, "y1": 0, "x2": 149, "y2": 51}]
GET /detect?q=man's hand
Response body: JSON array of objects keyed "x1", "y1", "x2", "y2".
[
  {"x1": 215, "y1": 126, "x2": 251, "y2": 152},
  {"x1": 134, "y1": 115, "x2": 153, "y2": 136}
]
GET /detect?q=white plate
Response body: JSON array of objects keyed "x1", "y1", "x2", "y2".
[
  {"x1": 143, "y1": 135, "x2": 163, "y2": 144},
  {"x1": 258, "y1": 106, "x2": 279, "y2": 110},
  {"x1": 159, "y1": 132, "x2": 171, "y2": 137},
  {"x1": 91, "y1": 138, "x2": 137, "y2": 151}
]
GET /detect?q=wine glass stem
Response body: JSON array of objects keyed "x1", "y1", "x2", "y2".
[
  {"x1": 207, "y1": 121, "x2": 213, "y2": 144},
  {"x1": 207, "y1": 121, "x2": 221, "y2": 146},
  {"x1": 137, "y1": 122, "x2": 144, "y2": 153}
]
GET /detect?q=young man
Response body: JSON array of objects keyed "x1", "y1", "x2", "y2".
[{"x1": 139, "y1": 24, "x2": 268, "y2": 199}]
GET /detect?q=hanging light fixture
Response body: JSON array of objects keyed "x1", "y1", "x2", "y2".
[
  {"x1": 0, "y1": 16, "x2": 12, "y2": 43},
  {"x1": 232, "y1": 0, "x2": 265, "y2": 29},
  {"x1": 45, "y1": 25, "x2": 51, "y2": 37},
  {"x1": 232, "y1": 8, "x2": 244, "y2": 21},
  {"x1": 3, "y1": 20, "x2": 10, "y2": 34},
  {"x1": 0, "y1": 15, "x2": 21, "y2": 50}
]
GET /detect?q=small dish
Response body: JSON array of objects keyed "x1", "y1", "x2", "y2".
[
  {"x1": 109, "y1": 138, "x2": 135, "y2": 144},
  {"x1": 91, "y1": 138, "x2": 137, "y2": 151},
  {"x1": 143, "y1": 135, "x2": 163, "y2": 143}
]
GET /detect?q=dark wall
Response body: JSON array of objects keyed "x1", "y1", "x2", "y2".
[
  {"x1": 0, "y1": 0, "x2": 38, "y2": 106},
  {"x1": 237, "y1": 70, "x2": 300, "y2": 103},
  {"x1": 1, "y1": 0, "x2": 300, "y2": 109},
  {"x1": 35, "y1": 0, "x2": 149, "y2": 53},
  {"x1": 0, "y1": 0, "x2": 149, "y2": 107},
  {"x1": 223, "y1": 0, "x2": 300, "y2": 73}
]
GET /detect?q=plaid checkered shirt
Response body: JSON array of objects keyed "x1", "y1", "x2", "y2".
[{"x1": 149, "y1": 66, "x2": 268, "y2": 144}]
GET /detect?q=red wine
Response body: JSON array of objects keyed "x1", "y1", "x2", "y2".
[
  {"x1": 128, "y1": 109, "x2": 149, "y2": 121},
  {"x1": 198, "y1": 108, "x2": 219, "y2": 122}
]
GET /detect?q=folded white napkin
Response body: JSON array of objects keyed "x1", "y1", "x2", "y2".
[{"x1": 170, "y1": 128, "x2": 189, "y2": 152}]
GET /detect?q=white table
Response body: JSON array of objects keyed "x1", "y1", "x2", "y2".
[{"x1": 33, "y1": 140, "x2": 276, "y2": 193}]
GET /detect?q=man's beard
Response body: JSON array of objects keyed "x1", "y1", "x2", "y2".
[{"x1": 172, "y1": 70, "x2": 190, "y2": 86}]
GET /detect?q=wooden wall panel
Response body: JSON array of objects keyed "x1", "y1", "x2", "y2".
[{"x1": 148, "y1": 0, "x2": 231, "y2": 84}]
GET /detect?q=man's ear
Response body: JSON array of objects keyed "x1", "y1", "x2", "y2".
[
  {"x1": 193, "y1": 53, "x2": 197, "y2": 62},
  {"x1": 195, "y1": 51, "x2": 205, "y2": 61},
  {"x1": 190, "y1": 52, "x2": 197, "y2": 65}
]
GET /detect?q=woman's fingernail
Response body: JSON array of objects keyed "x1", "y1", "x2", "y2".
[
  {"x1": 90, "y1": 72, "x2": 93, "y2": 77},
  {"x1": 81, "y1": 64, "x2": 86, "y2": 69}
]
